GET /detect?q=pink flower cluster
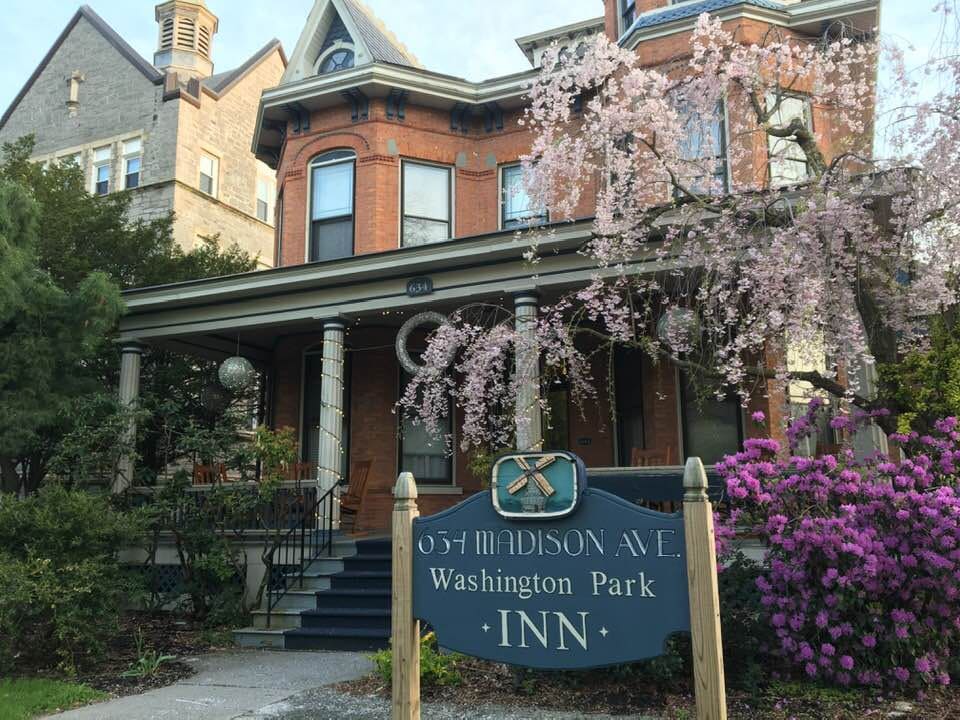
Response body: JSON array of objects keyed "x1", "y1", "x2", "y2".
[{"x1": 718, "y1": 411, "x2": 960, "y2": 689}]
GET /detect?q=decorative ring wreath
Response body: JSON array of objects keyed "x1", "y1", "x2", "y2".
[{"x1": 395, "y1": 311, "x2": 455, "y2": 375}]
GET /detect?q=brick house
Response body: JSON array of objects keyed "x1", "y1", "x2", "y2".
[
  {"x1": 0, "y1": 2, "x2": 285, "y2": 265},
  {"x1": 113, "y1": 0, "x2": 879, "y2": 645}
]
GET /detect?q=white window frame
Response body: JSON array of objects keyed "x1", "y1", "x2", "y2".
[
  {"x1": 305, "y1": 149, "x2": 357, "y2": 263},
  {"x1": 122, "y1": 138, "x2": 142, "y2": 190},
  {"x1": 400, "y1": 159, "x2": 455, "y2": 248},
  {"x1": 766, "y1": 92, "x2": 814, "y2": 188},
  {"x1": 92, "y1": 145, "x2": 112, "y2": 196},
  {"x1": 199, "y1": 152, "x2": 219, "y2": 197},
  {"x1": 618, "y1": 0, "x2": 636, "y2": 37},
  {"x1": 499, "y1": 163, "x2": 548, "y2": 230}
]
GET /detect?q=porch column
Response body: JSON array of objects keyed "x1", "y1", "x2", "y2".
[
  {"x1": 514, "y1": 292, "x2": 543, "y2": 452},
  {"x1": 852, "y1": 354, "x2": 889, "y2": 460},
  {"x1": 114, "y1": 342, "x2": 145, "y2": 494},
  {"x1": 318, "y1": 319, "x2": 346, "y2": 506}
]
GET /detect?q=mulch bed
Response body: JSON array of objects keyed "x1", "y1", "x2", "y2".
[
  {"x1": 341, "y1": 656, "x2": 960, "y2": 719},
  {"x1": 15, "y1": 612, "x2": 235, "y2": 699}
]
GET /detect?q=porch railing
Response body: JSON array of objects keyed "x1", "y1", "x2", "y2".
[{"x1": 264, "y1": 484, "x2": 337, "y2": 629}]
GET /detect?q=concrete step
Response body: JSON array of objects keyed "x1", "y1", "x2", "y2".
[
  {"x1": 273, "y1": 589, "x2": 320, "y2": 611},
  {"x1": 300, "y1": 607, "x2": 391, "y2": 631},
  {"x1": 315, "y1": 587, "x2": 392, "y2": 610},
  {"x1": 284, "y1": 626, "x2": 389, "y2": 651},
  {"x1": 331, "y1": 570, "x2": 392, "y2": 590},
  {"x1": 302, "y1": 557, "x2": 346, "y2": 575},
  {"x1": 252, "y1": 608, "x2": 304, "y2": 630},
  {"x1": 287, "y1": 574, "x2": 332, "y2": 591},
  {"x1": 233, "y1": 627, "x2": 287, "y2": 649}
]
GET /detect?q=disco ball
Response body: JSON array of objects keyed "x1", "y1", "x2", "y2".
[{"x1": 218, "y1": 356, "x2": 256, "y2": 392}]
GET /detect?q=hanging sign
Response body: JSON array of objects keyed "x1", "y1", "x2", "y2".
[{"x1": 411, "y1": 452, "x2": 690, "y2": 669}]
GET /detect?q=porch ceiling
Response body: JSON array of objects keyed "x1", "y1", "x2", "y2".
[{"x1": 117, "y1": 219, "x2": 680, "y2": 354}]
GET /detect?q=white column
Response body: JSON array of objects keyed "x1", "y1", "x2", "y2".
[
  {"x1": 114, "y1": 342, "x2": 145, "y2": 494},
  {"x1": 514, "y1": 292, "x2": 543, "y2": 452},
  {"x1": 852, "y1": 354, "x2": 889, "y2": 460},
  {"x1": 318, "y1": 319, "x2": 346, "y2": 524}
]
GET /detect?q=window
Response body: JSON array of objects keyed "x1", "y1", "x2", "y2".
[
  {"x1": 680, "y1": 372, "x2": 743, "y2": 466},
  {"x1": 59, "y1": 152, "x2": 81, "y2": 169},
  {"x1": 256, "y1": 177, "x2": 273, "y2": 223},
  {"x1": 615, "y1": 347, "x2": 646, "y2": 467},
  {"x1": 767, "y1": 93, "x2": 813, "y2": 187},
  {"x1": 543, "y1": 383, "x2": 570, "y2": 451},
  {"x1": 619, "y1": 0, "x2": 636, "y2": 35},
  {"x1": 677, "y1": 102, "x2": 727, "y2": 195},
  {"x1": 301, "y1": 349, "x2": 351, "y2": 484},
  {"x1": 309, "y1": 150, "x2": 355, "y2": 262},
  {"x1": 319, "y1": 48, "x2": 354, "y2": 74},
  {"x1": 199, "y1": 153, "x2": 218, "y2": 196},
  {"x1": 501, "y1": 164, "x2": 547, "y2": 229},
  {"x1": 92, "y1": 145, "x2": 111, "y2": 196},
  {"x1": 399, "y1": 363, "x2": 453, "y2": 485},
  {"x1": 123, "y1": 138, "x2": 142, "y2": 190},
  {"x1": 402, "y1": 161, "x2": 452, "y2": 247}
]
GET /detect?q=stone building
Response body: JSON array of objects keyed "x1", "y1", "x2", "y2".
[
  {"x1": 112, "y1": 0, "x2": 879, "y2": 647},
  {"x1": 0, "y1": 2, "x2": 286, "y2": 265}
]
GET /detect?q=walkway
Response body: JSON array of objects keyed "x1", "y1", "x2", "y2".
[{"x1": 46, "y1": 650, "x2": 371, "y2": 720}]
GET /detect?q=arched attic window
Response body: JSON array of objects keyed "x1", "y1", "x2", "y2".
[{"x1": 315, "y1": 45, "x2": 355, "y2": 75}]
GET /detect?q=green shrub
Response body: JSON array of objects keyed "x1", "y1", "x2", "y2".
[
  {"x1": 0, "y1": 486, "x2": 143, "y2": 672},
  {"x1": 718, "y1": 552, "x2": 776, "y2": 689},
  {"x1": 372, "y1": 633, "x2": 463, "y2": 688}
]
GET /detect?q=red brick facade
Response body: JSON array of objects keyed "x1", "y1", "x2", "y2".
[{"x1": 256, "y1": 0, "x2": 869, "y2": 530}]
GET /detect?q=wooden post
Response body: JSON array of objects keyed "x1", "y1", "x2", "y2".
[
  {"x1": 392, "y1": 472, "x2": 420, "y2": 720},
  {"x1": 683, "y1": 457, "x2": 727, "y2": 720}
]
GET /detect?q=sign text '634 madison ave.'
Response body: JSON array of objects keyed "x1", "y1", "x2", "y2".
[{"x1": 411, "y1": 452, "x2": 691, "y2": 670}]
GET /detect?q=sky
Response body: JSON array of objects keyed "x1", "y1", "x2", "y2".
[{"x1": 0, "y1": 0, "x2": 945, "y2": 124}]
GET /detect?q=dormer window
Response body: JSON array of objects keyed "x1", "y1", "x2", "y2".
[{"x1": 317, "y1": 47, "x2": 355, "y2": 75}]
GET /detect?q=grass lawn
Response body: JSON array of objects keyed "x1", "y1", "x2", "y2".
[{"x1": 0, "y1": 678, "x2": 107, "y2": 720}]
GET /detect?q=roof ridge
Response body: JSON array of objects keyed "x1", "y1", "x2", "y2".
[
  {"x1": 341, "y1": 0, "x2": 422, "y2": 68},
  {"x1": 202, "y1": 38, "x2": 287, "y2": 97}
]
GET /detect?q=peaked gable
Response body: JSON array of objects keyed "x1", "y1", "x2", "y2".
[
  {"x1": 0, "y1": 5, "x2": 162, "y2": 130},
  {"x1": 281, "y1": 0, "x2": 418, "y2": 85}
]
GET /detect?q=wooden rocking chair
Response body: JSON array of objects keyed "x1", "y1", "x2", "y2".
[
  {"x1": 192, "y1": 463, "x2": 227, "y2": 486},
  {"x1": 630, "y1": 445, "x2": 675, "y2": 467},
  {"x1": 339, "y1": 460, "x2": 372, "y2": 534}
]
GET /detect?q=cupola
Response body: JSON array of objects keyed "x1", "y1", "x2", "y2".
[{"x1": 154, "y1": 0, "x2": 219, "y2": 79}]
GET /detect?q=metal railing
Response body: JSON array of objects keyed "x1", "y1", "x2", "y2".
[{"x1": 264, "y1": 484, "x2": 337, "y2": 628}]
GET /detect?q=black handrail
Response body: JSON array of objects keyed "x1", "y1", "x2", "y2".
[{"x1": 264, "y1": 484, "x2": 337, "y2": 629}]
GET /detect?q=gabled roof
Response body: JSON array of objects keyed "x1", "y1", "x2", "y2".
[
  {"x1": 340, "y1": 0, "x2": 418, "y2": 67},
  {"x1": 0, "y1": 4, "x2": 163, "y2": 130},
  {"x1": 202, "y1": 39, "x2": 287, "y2": 98},
  {"x1": 281, "y1": 0, "x2": 419, "y2": 85}
]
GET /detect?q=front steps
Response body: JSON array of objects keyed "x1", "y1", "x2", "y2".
[{"x1": 235, "y1": 537, "x2": 392, "y2": 650}]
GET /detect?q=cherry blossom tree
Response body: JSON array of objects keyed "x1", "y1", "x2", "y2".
[{"x1": 400, "y1": 10, "x2": 960, "y2": 452}]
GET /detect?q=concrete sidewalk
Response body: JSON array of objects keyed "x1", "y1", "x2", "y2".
[{"x1": 46, "y1": 650, "x2": 372, "y2": 720}]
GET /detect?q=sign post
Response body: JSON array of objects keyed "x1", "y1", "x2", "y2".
[
  {"x1": 391, "y1": 472, "x2": 420, "y2": 720},
  {"x1": 391, "y1": 454, "x2": 726, "y2": 720},
  {"x1": 683, "y1": 458, "x2": 727, "y2": 720}
]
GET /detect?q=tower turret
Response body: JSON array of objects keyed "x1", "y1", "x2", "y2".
[{"x1": 154, "y1": 0, "x2": 218, "y2": 80}]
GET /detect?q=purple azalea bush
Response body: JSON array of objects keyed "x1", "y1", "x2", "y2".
[{"x1": 717, "y1": 402, "x2": 960, "y2": 689}]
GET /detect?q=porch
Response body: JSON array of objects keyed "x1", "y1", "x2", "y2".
[{"x1": 114, "y1": 220, "x2": 767, "y2": 533}]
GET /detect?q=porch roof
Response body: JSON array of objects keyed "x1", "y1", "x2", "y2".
[{"x1": 117, "y1": 218, "x2": 673, "y2": 360}]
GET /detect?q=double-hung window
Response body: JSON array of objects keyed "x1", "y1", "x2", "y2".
[
  {"x1": 123, "y1": 138, "x2": 142, "y2": 190},
  {"x1": 677, "y1": 102, "x2": 727, "y2": 195},
  {"x1": 92, "y1": 145, "x2": 111, "y2": 196},
  {"x1": 256, "y1": 177, "x2": 273, "y2": 223},
  {"x1": 501, "y1": 164, "x2": 547, "y2": 229},
  {"x1": 766, "y1": 93, "x2": 813, "y2": 187},
  {"x1": 309, "y1": 150, "x2": 355, "y2": 262},
  {"x1": 401, "y1": 161, "x2": 452, "y2": 247},
  {"x1": 619, "y1": 0, "x2": 636, "y2": 36},
  {"x1": 199, "y1": 153, "x2": 219, "y2": 196}
]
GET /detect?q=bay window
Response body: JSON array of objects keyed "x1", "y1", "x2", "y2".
[
  {"x1": 401, "y1": 161, "x2": 452, "y2": 247},
  {"x1": 677, "y1": 102, "x2": 727, "y2": 195},
  {"x1": 767, "y1": 93, "x2": 813, "y2": 187},
  {"x1": 309, "y1": 150, "x2": 355, "y2": 262},
  {"x1": 619, "y1": 0, "x2": 636, "y2": 36}
]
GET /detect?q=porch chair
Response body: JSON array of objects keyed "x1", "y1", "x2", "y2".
[
  {"x1": 192, "y1": 463, "x2": 228, "y2": 486},
  {"x1": 339, "y1": 460, "x2": 372, "y2": 534}
]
